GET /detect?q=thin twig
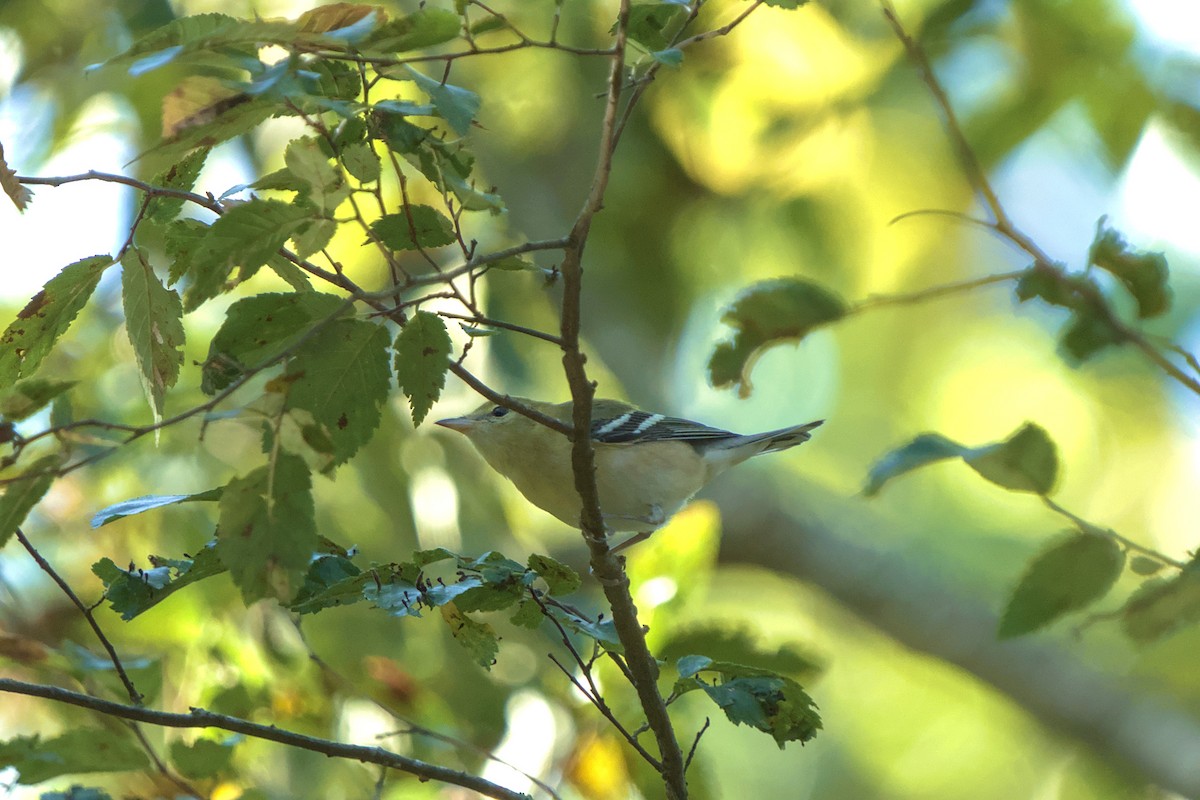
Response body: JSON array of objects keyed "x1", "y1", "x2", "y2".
[
  {"x1": 849, "y1": 270, "x2": 1026, "y2": 313},
  {"x1": 13, "y1": 528, "x2": 142, "y2": 705},
  {"x1": 1041, "y1": 496, "x2": 1187, "y2": 570},
  {"x1": 683, "y1": 718, "x2": 710, "y2": 773},
  {"x1": 0, "y1": 678, "x2": 531, "y2": 800}
]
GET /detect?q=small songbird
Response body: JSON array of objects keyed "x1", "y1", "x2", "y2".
[{"x1": 436, "y1": 398, "x2": 822, "y2": 552}]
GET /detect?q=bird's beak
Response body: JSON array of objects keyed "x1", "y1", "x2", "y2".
[{"x1": 435, "y1": 416, "x2": 472, "y2": 433}]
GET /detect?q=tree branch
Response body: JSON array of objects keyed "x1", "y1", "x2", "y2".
[{"x1": 0, "y1": 678, "x2": 532, "y2": 800}]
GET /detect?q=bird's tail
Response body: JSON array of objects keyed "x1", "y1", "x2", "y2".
[{"x1": 758, "y1": 419, "x2": 824, "y2": 453}]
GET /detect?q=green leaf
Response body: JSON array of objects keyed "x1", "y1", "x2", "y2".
[
  {"x1": 367, "y1": 9, "x2": 461, "y2": 52},
  {"x1": 165, "y1": 219, "x2": 208, "y2": 285},
  {"x1": 169, "y1": 737, "x2": 237, "y2": 779},
  {"x1": 1088, "y1": 222, "x2": 1170, "y2": 318},
  {"x1": 403, "y1": 66, "x2": 480, "y2": 136},
  {"x1": 528, "y1": 553, "x2": 581, "y2": 595},
  {"x1": 0, "y1": 378, "x2": 75, "y2": 421},
  {"x1": 1121, "y1": 570, "x2": 1200, "y2": 642},
  {"x1": 0, "y1": 256, "x2": 113, "y2": 388},
  {"x1": 863, "y1": 434, "x2": 964, "y2": 496},
  {"x1": 763, "y1": 0, "x2": 809, "y2": 7},
  {"x1": 370, "y1": 207, "x2": 455, "y2": 251},
  {"x1": 709, "y1": 279, "x2": 846, "y2": 397},
  {"x1": 285, "y1": 137, "x2": 350, "y2": 213},
  {"x1": 102, "y1": 13, "x2": 239, "y2": 67},
  {"x1": 216, "y1": 454, "x2": 317, "y2": 602},
  {"x1": 394, "y1": 311, "x2": 452, "y2": 426},
  {"x1": 674, "y1": 661, "x2": 821, "y2": 747},
  {"x1": 623, "y1": 4, "x2": 688, "y2": 51},
  {"x1": 183, "y1": 200, "x2": 315, "y2": 310},
  {"x1": 661, "y1": 626, "x2": 822, "y2": 683},
  {"x1": 92, "y1": 545, "x2": 227, "y2": 620},
  {"x1": 90, "y1": 488, "x2": 222, "y2": 528},
  {"x1": 548, "y1": 605, "x2": 623, "y2": 653},
  {"x1": 121, "y1": 251, "x2": 185, "y2": 422},
  {"x1": 964, "y1": 422, "x2": 1058, "y2": 495},
  {"x1": 998, "y1": 533, "x2": 1124, "y2": 638},
  {"x1": 1013, "y1": 264, "x2": 1127, "y2": 364},
  {"x1": 1129, "y1": 556, "x2": 1164, "y2": 576},
  {"x1": 866, "y1": 423, "x2": 1059, "y2": 497},
  {"x1": 202, "y1": 292, "x2": 348, "y2": 395},
  {"x1": 286, "y1": 319, "x2": 392, "y2": 463},
  {"x1": 0, "y1": 141, "x2": 33, "y2": 212},
  {"x1": 0, "y1": 455, "x2": 63, "y2": 548},
  {"x1": 291, "y1": 218, "x2": 338, "y2": 260},
  {"x1": 289, "y1": 555, "x2": 366, "y2": 614},
  {"x1": 145, "y1": 147, "x2": 209, "y2": 224},
  {"x1": 509, "y1": 598, "x2": 543, "y2": 629},
  {"x1": 650, "y1": 47, "x2": 684, "y2": 66},
  {"x1": 441, "y1": 602, "x2": 499, "y2": 669},
  {"x1": 341, "y1": 141, "x2": 381, "y2": 182},
  {"x1": 0, "y1": 729, "x2": 148, "y2": 784}
]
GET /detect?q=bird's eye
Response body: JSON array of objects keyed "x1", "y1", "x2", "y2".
[{"x1": 490, "y1": 406, "x2": 510, "y2": 418}]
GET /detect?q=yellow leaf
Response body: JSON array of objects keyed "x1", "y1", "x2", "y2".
[
  {"x1": 296, "y1": 3, "x2": 385, "y2": 34},
  {"x1": 162, "y1": 77, "x2": 250, "y2": 139}
]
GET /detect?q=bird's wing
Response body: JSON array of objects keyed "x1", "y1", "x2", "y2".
[{"x1": 589, "y1": 409, "x2": 735, "y2": 445}]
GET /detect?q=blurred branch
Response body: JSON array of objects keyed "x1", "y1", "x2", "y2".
[
  {"x1": 849, "y1": 269, "x2": 1026, "y2": 313},
  {"x1": 1041, "y1": 496, "x2": 1187, "y2": 570},
  {"x1": 880, "y1": 2, "x2": 1200, "y2": 398},
  {"x1": 715, "y1": 479, "x2": 1200, "y2": 799},
  {"x1": 0, "y1": 678, "x2": 532, "y2": 800}
]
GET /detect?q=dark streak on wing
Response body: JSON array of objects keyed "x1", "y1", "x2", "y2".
[{"x1": 590, "y1": 411, "x2": 735, "y2": 445}]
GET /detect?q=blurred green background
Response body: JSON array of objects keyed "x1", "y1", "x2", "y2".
[{"x1": 2, "y1": 0, "x2": 1200, "y2": 798}]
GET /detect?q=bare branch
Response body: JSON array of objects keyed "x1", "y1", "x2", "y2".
[{"x1": 0, "y1": 678, "x2": 533, "y2": 800}]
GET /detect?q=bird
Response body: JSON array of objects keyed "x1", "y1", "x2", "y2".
[{"x1": 436, "y1": 398, "x2": 822, "y2": 553}]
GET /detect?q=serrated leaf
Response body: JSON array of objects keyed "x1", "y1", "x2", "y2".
[
  {"x1": 92, "y1": 544, "x2": 226, "y2": 620},
  {"x1": 291, "y1": 219, "x2": 338, "y2": 260},
  {"x1": 1121, "y1": 571, "x2": 1200, "y2": 642},
  {"x1": 285, "y1": 137, "x2": 350, "y2": 213},
  {"x1": 0, "y1": 455, "x2": 63, "y2": 548},
  {"x1": 677, "y1": 654, "x2": 713, "y2": 679},
  {"x1": 0, "y1": 378, "x2": 75, "y2": 422},
  {"x1": 0, "y1": 729, "x2": 148, "y2": 784},
  {"x1": 509, "y1": 598, "x2": 543, "y2": 629},
  {"x1": 145, "y1": 147, "x2": 208, "y2": 224},
  {"x1": 863, "y1": 434, "x2": 964, "y2": 496},
  {"x1": 999, "y1": 533, "x2": 1124, "y2": 638},
  {"x1": 165, "y1": 219, "x2": 208, "y2": 285},
  {"x1": 216, "y1": 455, "x2": 317, "y2": 602},
  {"x1": 441, "y1": 602, "x2": 498, "y2": 669},
  {"x1": 370, "y1": 207, "x2": 455, "y2": 251},
  {"x1": 709, "y1": 279, "x2": 846, "y2": 397},
  {"x1": 394, "y1": 311, "x2": 452, "y2": 426},
  {"x1": 674, "y1": 661, "x2": 821, "y2": 747},
  {"x1": 623, "y1": 4, "x2": 688, "y2": 51},
  {"x1": 202, "y1": 292, "x2": 347, "y2": 395},
  {"x1": 102, "y1": 13, "x2": 239, "y2": 68},
  {"x1": 1088, "y1": 222, "x2": 1170, "y2": 318},
  {"x1": 121, "y1": 251, "x2": 185, "y2": 423},
  {"x1": 169, "y1": 737, "x2": 236, "y2": 779},
  {"x1": 184, "y1": 200, "x2": 315, "y2": 310},
  {"x1": 289, "y1": 555, "x2": 366, "y2": 614},
  {"x1": 0, "y1": 141, "x2": 32, "y2": 212},
  {"x1": 0, "y1": 256, "x2": 113, "y2": 388},
  {"x1": 548, "y1": 606, "x2": 623, "y2": 653},
  {"x1": 286, "y1": 318, "x2": 392, "y2": 463},
  {"x1": 965, "y1": 423, "x2": 1058, "y2": 495},
  {"x1": 367, "y1": 8, "x2": 461, "y2": 52},
  {"x1": 528, "y1": 553, "x2": 581, "y2": 595},
  {"x1": 403, "y1": 66, "x2": 480, "y2": 136},
  {"x1": 90, "y1": 488, "x2": 222, "y2": 529},
  {"x1": 341, "y1": 141, "x2": 381, "y2": 182}
]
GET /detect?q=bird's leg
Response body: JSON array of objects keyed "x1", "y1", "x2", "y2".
[
  {"x1": 601, "y1": 503, "x2": 666, "y2": 528},
  {"x1": 609, "y1": 530, "x2": 653, "y2": 554},
  {"x1": 603, "y1": 504, "x2": 665, "y2": 554}
]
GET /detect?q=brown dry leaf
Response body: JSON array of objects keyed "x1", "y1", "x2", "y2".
[
  {"x1": 296, "y1": 3, "x2": 385, "y2": 34},
  {"x1": 0, "y1": 141, "x2": 33, "y2": 212}
]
